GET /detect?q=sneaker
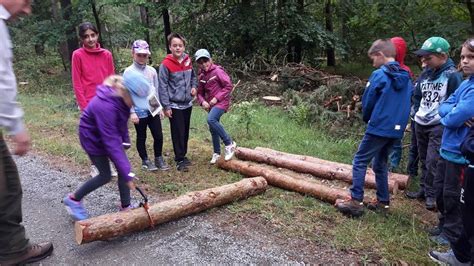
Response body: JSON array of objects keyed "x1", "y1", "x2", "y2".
[
  {"x1": 366, "y1": 199, "x2": 390, "y2": 215},
  {"x1": 90, "y1": 165, "x2": 99, "y2": 177},
  {"x1": 427, "y1": 226, "x2": 442, "y2": 236},
  {"x1": 224, "y1": 141, "x2": 237, "y2": 161},
  {"x1": 142, "y1": 159, "x2": 158, "y2": 171},
  {"x1": 110, "y1": 162, "x2": 118, "y2": 177},
  {"x1": 426, "y1": 197, "x2": 437, "y2": 211},
  {"x1": 430, "y1": 234, "x2": 450, "y2": 246},
  {"x1": 405, "y1": 190, "x2": 425, "y2": 200},
  {"x1": 429, "y1": 249, "x2": 470, "y2": 265},
  {"x1": 119, "y1": 202, "x2": 139, "y2": 212},
  {"x1": 63, "y1": 195, "x2": 88, "y2": 221},
  {"x1": 155, "y1": 156, "x2": 170, "y2": 171},
  {"x1": 0, "y1": 242, "x2": 54, "y2": 265},
  {"x1": 177, "y1": 161, "x2": 189, "y2": 172},
  {"x1": 183, "y1": 157, "x2": 192, "y2": 166},
  {"x1": 335, "y1": 198, "x2": 364, "y2": 217},
  {"x1": 210, "y1": 153, "x2": 221, "y2": 164}
]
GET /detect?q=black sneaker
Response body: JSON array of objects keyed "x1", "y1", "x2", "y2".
[
  {"x1": 335, "y1": 198, "x2": 364, "y2": 217},
  {"x1": 183, "y1": 157, "x2": 192, "y2": 166},
  {"x1": 366, "y1": 199, "x2": 390, "y2": 215},
  {"x1": 427, "y1": 226, "x2": 442, "y2": 236},
  {"x1": 142, "y1": 159, "x2": 158, "y2": 171},
  {"x1": 405, "y1": 190, "x2": 425, "y2": 200},
  {"x1": 155, "y1": 156, "x2": 170, "y2": 171},
  {"x1": 176, "y1": 161, "x2": 189, "y2": 172},
  {"x1": 425, "y1": 197, "x2": 436, "y2": 211}
]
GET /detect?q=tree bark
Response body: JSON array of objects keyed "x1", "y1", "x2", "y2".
[
  {"x1": 75, "y1": 177, "x2": 267, "y2": 244},
  {"x1": 140, "y1": 5, "x2": 152, "y2": 63},
  {"x1": 467, "y1": 0, "x2": 474, "y2": 34},
  {"x1": 254, "y1": 147, "x2": 408, "y2": 189},
  {"x1": 325, "y1": 0, "x2": 336, "y2": 66},
  {"x1": 236, "y1": 147, "x2": 399, "y2": 194},
  {"x1": 217, "y1": 159, "x2": 370, "y2": 204},
  {"x1": 90, "y1": 0, "x2": 104, "y2": 47},
  {"x1": 60, "y1": 0, "x2": 79, "y2": 62},
  {"x1": 162, "y1": 6, "x2": 171, "y2": 54}
]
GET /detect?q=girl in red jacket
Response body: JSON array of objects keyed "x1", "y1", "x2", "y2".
[{"x1": 195, "y1": 49, "x2": 236, "y2": 164}]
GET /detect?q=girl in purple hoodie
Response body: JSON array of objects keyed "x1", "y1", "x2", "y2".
[
  {"x1": 195, "y1": 49, "x2": 236, "y2": 164},
  {"x1": 63, "y1": 72, "x2": 150, "y2": 221}
]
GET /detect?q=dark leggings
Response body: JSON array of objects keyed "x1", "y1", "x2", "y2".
[
  {"x1": 169, "y1": 107, "x2": 192, "y2": 162},
  {"x1": 133, "y1": 114, "x2": 163, "y2": 161},
  {"x1": 74, "y1": 155, "x2": 130, "y2": 207}
]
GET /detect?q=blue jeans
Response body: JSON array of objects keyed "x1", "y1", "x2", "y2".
[
  {"x1": 351, "y1": 133, "x2": 397, "y2": 203},
  {"x1": 207, "y1": 107, "x2": 232, "y2": 154},
  {"x1": 389, "y1": 138, "x2": 402, "y2": 170}
]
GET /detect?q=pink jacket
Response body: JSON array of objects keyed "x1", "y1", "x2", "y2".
[
  {"x1": 197, "y1": 64, "x2": 232, "y2": 111},
  {"x1": 71, "y1": 44, "x2": 115, "y2": 111}
]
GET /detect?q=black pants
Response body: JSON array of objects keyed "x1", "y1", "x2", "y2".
[
  {"x1": 435, "y1": 158, "x2": 464, "y2": 244},
  {"x1": 133, "y1": 114, "x2": 163, "y2": 161},
  {"x1": 415, "y1": 123, "x2": 443, "y2": 198},
  {"x1": 407, "y1": 120, "x2": 419, "y2": 177},
  {"x1": 0, "y1": 135, "x2": 29, "y2": 260},
  {"x1": 452, "y1": 166, "x2": 474, "y2": 264},
  {"x1": 169, "y1": 107, "x2": 192, "y2": 162}
]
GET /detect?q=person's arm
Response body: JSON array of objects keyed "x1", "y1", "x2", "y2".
[
  {"x1": 439, "y1": 86, "x2": 459, "y2": 118},
  {"x1": 107, "y1": 51, "x2": 115, "y2": 75},
  {"x1": 441, "y1": 90, "x2": 474, "y2": 129},
  {"x1": 158, "y1": 64, "x2": 171, "y2": 110},
  {"x1": 94, "y1": 107, "x2": 134, "y2": 181},
  {"x1": 71, "y1": 52, "x2": 87, "y2": 111},
  {"x1": 213, "y1": 68, "x2": 233, "y2": 102},
  {"x1": 446, "y1": 71, "x2": 463, "y2": 97},
  {"x1": 196, "y1": 73, "x2": 205, "y2": 105},
  {"x1": 412, "y1": 81, "x2": 422, "y2": 115},
  {"x1": 361, "y1": 71, "x2": 384, "y2": 123}
]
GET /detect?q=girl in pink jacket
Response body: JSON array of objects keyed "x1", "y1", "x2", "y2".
[{"x1": 195, "y1": 49, "x2": 236, "y2": 164}]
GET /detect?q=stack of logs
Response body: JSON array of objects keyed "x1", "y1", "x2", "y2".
[{"x1": 217, "y1": 147, "x2": 409, "y2": 205}]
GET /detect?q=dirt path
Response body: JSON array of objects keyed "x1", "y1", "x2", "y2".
[{"x1": 16, "y1": 154, "x2": 356, "y2": 264}]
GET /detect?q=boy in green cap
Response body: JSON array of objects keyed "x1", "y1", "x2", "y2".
[{"x1": 412, "y1": 36, "x2": 463, "y2": 245}]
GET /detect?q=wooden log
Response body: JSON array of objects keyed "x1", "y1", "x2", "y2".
[
  {"x1": 237, "y1": 147, "x2": 399, "y2": 194},
  {"x1": 255, "y1": 147, "x2": 408, "y2": 189},
  {"x1": 75, "y1": 177, "x2": 268, "y2": 244},
  {"x1": 217, "y1": 159, "x2": 370, "y2": 204}
]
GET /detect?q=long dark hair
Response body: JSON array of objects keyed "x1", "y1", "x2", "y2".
[
  {"x1": 463, "y1": 38, "x2": 474, "y2": 53},
  {"x1": 78, "y1": 22, "x2": 98, "y2": 39}
]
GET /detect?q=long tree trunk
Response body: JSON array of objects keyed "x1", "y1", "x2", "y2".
[
  {"x1": 140, "y1": 5, "x2": 152, "y2": 63},
  {"x1": 90, "y1": 0, "x2": 104, "y2": 47},
  {"x1": 217, "y1": 159, "x2": 370, "y2": 204},
  {"x1": 325, "y1": 0, "x2": 336, "y2": 66},
  {"x1": 467, "y1": 1, "x2": 474, "y2": 34},
  {"x1": 75, "y1": 177, "x2": 267, "y2": 244},
  {"x1": 287, "y1": 0, "x2": 304, "y2": 63},
  {"x1": 60, "y1": 0, "x2": 79, "y2": 62},
  {"x1": 254, "y1": 147, "x2": 408, "y2": 189},
  {"x1": 162, "y1": 6, "x2": 171, "y2": 54},
  {"x1": 236, "y1": 147, "x2": 399, "y2": 193},
  {"x1": 51, "y1": 0, "x2": 68, "y2": 71}
]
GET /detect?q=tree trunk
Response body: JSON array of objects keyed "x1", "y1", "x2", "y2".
[
  {"x1": 325, "y1": 0, "x2": 336, "y2": 66},
  {"x1": 236, "y1": 147, "x2": 399, "y2": 194},
  {"x1": 287, "y1": 0, "x2": 303, "y2": 63},
  {"x1": 217, "y1": 159, "x2": 370, "y2": 204},
  {"x1": 60, "y1": 0, "x2": 79, "y2": 61},
  {"x1": 254, "y1": 147, "x2": 408, "y2": 189},
  {"x1": 162, "y1": 6, "x2": 171, "y2": 54},
  {"x1": 140, "y1": 5, "x2": 152, "y2": 64},
  {"x1": 467, "y1": 0, "x2": 474, "y2": 34},
  {"x1": 90, "y1": 0, "x2": 104, "y2": 47},
  {"x1": 75, "y1": 177, "x2": 267, "y2": 244}
]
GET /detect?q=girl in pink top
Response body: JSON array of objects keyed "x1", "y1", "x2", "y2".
[{"x1": 72, "y1": 22, "x2": 115, "y2": 111}]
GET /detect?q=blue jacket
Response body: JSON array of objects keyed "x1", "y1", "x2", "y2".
[
  {"x1": 79, "y1": 85, "x2": 133, "y2": 182},
  {"x1": 439, "y1": 76, "x2": 474, "y2": 157},
  {"x1": 363, "y1": 61, "x2": 412, "y2": 139}
]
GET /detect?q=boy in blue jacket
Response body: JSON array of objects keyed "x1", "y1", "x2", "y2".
[
  {"x1": 429, "y1": 38, "x2": 474, "y2": 265},
  {"x1": 335, "y1": 39, "x2": 412, "y2": 217}
]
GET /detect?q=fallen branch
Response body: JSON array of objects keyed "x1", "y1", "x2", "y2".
[
  {"x1": 236, "y1": 147, "x2": 399, "y2": 193},
  {"x1": 75, "y1": 177, "x2": 267, "y2": 244}
]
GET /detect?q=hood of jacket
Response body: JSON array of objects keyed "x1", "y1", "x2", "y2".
[
  {"x1": 381, "y1": 61, "x2": 411, "y2": 91},
  {"x1": 391, "y1": 37, "x2": 413, "y2": 77},
  {"x1": 95, "y1": 85, "x2": 129, "y2": 112},
  {"x1": 428, "y1": 58, "x2": 457, "y2": 80},
  {"x1": 162, "y1": 53, "x2": 191, "y2": 68}
]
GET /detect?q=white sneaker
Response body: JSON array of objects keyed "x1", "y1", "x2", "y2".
[
  {"x1": 210, "y1": 153, "x2": 221, "y2": 164},
  {"x1": 90, "y1": 165, "x2": 99, "y2": 177},
  {"x1": 224, "y1": 141, "x2": 237, "y2": 161},
  {"x1": 110, "y1": 162, "x2": 118, "y2": 177}
]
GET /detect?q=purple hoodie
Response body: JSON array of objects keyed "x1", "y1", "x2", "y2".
[
  {"x1": 197, "y1": 64, "x2": 233, "y2": 111},
  {"x1": 79, "y1": 85, "x2": 133, "y2": 181}
]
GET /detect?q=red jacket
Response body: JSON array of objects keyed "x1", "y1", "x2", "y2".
[
  {"x1": 72, "y1": 44, "x2": 115, "y2": 111},
  {"x1": 391, "y1": 37, "x2": 413, "y2": 78},
  {"x1": 197, "y1": 64, "x2": 233, "y2": 112}
]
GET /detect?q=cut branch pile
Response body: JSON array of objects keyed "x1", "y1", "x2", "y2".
[
  {"x1": 235, "y1": 147, "x2": 400, "y2": 193},
  {"x1": 75, "y1": 177, "x2": 267, "y2": 244}
]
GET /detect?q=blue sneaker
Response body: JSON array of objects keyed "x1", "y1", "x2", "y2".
[
  {"x1": 430, "y1": 234, "x2": 450, "y2": 246},
  {"x1": 63, "y1": 195, "x2": 88, "y2": 221}
]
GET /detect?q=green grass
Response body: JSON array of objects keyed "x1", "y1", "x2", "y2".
[{"x1": 16, "y1": 51, "x2": 439, "y2": 264}]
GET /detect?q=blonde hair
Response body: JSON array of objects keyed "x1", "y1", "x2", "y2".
[
  {"x1": 103, "y1": 75, "x2": 132, "y2": 107},
  {"x1": 368, "y1": 39, "x2": 396, "y2": 58}
]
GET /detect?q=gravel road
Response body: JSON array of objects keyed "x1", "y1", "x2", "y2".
[{"x1": 16, "y1": 154, "x2": 356, "y2": 264}]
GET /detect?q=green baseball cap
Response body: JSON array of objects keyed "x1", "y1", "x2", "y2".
[{"x1": 414, "y1": 37, "x2": 450, "y2": 56}]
